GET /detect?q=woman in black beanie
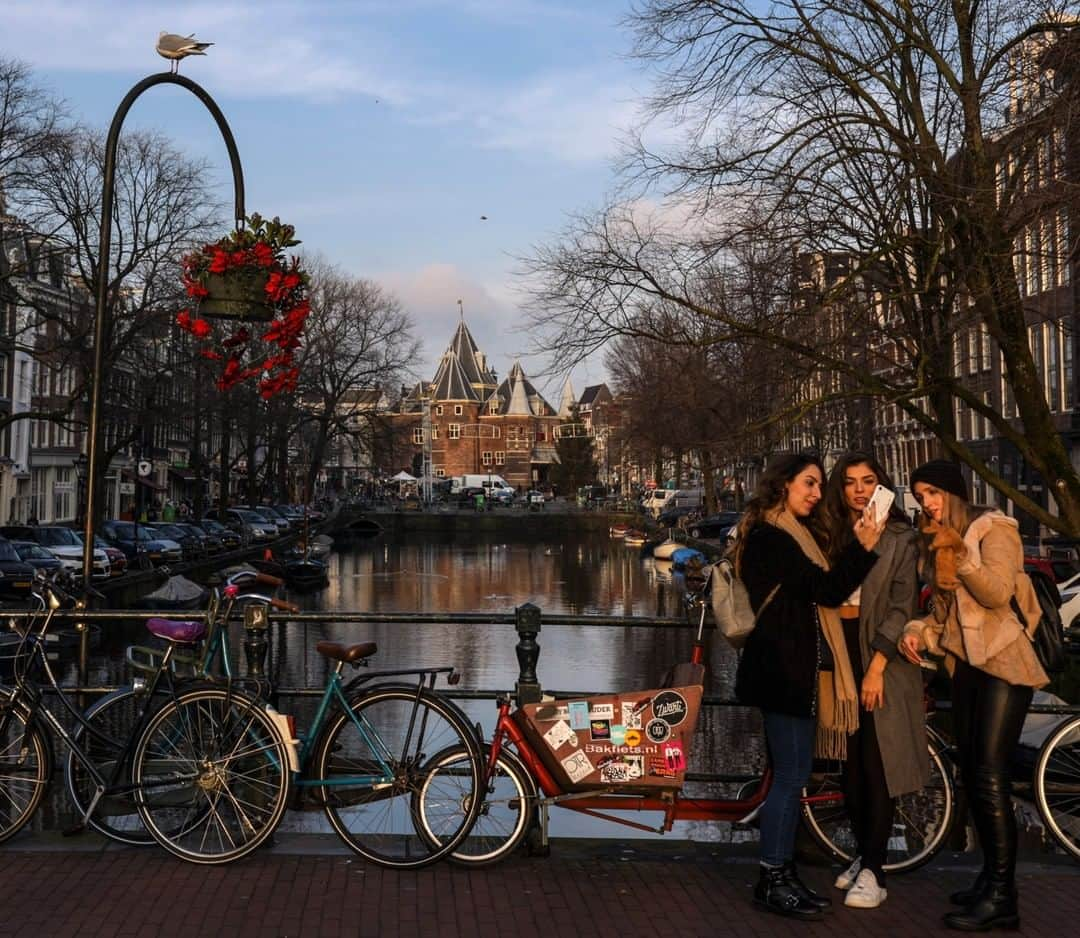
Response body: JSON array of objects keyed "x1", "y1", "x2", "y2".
[{"x1": 900, "y1": 459, "x2": 1046, "y2": 931}]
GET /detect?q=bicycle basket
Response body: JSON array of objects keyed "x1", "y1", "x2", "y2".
[{"x1": 513, "y1": 684, "x2": 703, "y2": 793}]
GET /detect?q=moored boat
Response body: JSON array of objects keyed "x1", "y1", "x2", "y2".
[
  {"x1": 609, "y1": 523, "x2": 630, "y2": 538},
  {"x1": 670, "y1": 546, "x2": 707, "y2": 570},
  {"x1": 652, "y1": 538, "x2": 683, "y2": 561},
  {"x1": 623, "y1": 529, "x2": 648, "y2": 546}
]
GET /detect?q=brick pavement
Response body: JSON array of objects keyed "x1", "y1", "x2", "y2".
[{"x1": 1, "y1": 834, "x2": 1077, "y2": 938}]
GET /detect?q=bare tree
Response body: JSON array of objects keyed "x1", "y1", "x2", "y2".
[{"x1": 526, "y1": 3, "x2": 1080, "y2": 532}]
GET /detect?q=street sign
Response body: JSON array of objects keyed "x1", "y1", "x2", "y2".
[
  {"x1": 137, "y1": 460, "x2": 152, "y2": 478},
  {"x1": 119, "y1": 482, "x2": 135, "y2": 495}
]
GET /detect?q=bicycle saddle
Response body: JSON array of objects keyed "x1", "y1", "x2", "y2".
[
  {"x1": 315, "y1": 641, "x2": 377, "y2": 663},
  {"x1": 145, "y1": 617, "x2": 207, "y2": 643}
]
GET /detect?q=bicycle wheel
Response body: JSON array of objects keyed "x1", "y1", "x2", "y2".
[
  {"x1": 1034, "y1": 714, "x2": 1080, "y2": 860},
  {"x1": 65, "y1": 687, "x2": 167, "y2": 846},
  {"x1": 800, "y1": 738, "x2": 954, "y2": 873},
  {"x1": 132, "y1": 685, "x2": 290, "y2": 864},
  {"x1": 0, "y1": 698, "x2": 51, "y2": 843},
  {"x1": 315, "y1": 686, "x2": 482, "y2": 869},
  {"x1": 415, "y1": 744, "x2": 537, "y2": 866}
]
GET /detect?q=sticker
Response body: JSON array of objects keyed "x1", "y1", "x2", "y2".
[
  {"x1": 624, "y1": 755, "x2": 644, "y2": 779},
  {"x1": 621, "y1": 702, "x2": 644, "y2": 730},
  {"x1": 662, "y1": 740, "x2": 686, "y2": 772},
  {"x1": 543, "y1": 720, "x2": 578, "y2": 750},
  {"x1": 649, "y1": 760, "x2": 678, "y2": 780},
  {"x1": 535, "y1": 704, "x2": 570, "y2": 722},
  {"x1": 568, "y1": 701, "x2": 589, "y2": 731},
  {"x1": 590, "y1": 719, "x2": 611, "y2": 741},
  {"x1": 610, "y1": 724, "x2": 626, "y2": 746},
  {"x1": 645, "y1": 719, "x2": 671, "y2": 744},
  {"x1": 600, "y1": 760, "x2": 633, "y2": 783},
  {"x1": 624, "y1": 729, "x2": 643, "y2": 747},
  {"x1": 588, "y1": 703, "x2": 615, "y2": 720},
  {"x1": 585, "y1": 742, "x2": 657, "y2": 755},
  {"x1": 653, "y1": 691, "x2": 688, "y2": 727},
  {"x1": 561, "y1": 750, "x2": 594, "y2": 783}
]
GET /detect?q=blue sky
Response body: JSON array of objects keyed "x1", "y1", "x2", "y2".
[{"x1": 4, "y1": 0, "x2": 650, "y2": 400}]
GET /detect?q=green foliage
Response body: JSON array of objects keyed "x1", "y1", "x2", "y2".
[{"x1": 550, "y1": 405, "x2": 598, "y2": 493}]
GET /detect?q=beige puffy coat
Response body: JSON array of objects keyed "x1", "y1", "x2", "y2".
[{"x1": 905, "y1": 511, "x2": 1048, "y2": 688}]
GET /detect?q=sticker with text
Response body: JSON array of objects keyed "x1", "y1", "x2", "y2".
[
  {"x1": 568, "y1": 701, "x2": 589, "y2": 731},
  {"x1": 561, "y1": 750, "x2": 594, "y2": 784},
  {"x1": 645, "y1": 719, "x2": 671, "y2": 744},
  {"x1": 588, "y1": 703, "x2": 615, "y2": 721},
  {"x1": 534, "y1": 704, "x2": 570, "y2": 723},
  {"x1": 621, "y1": 701, "x2": 645, "y2": 730},
  {"x1": 610, "y1": 724, "x2": 626, "y2": 746},
  {"x1": 652, "y1": 691, "x2": 688, "y2": 727},
  {"x1": 590, "y1": 719, "x2": 611, "y2": 741},
  {"x1": 662, "y1": 740, "x2": 686, "y2": 773},
  {"x1": 623, "y1": 729, "x2": 643, "y2": 747}
]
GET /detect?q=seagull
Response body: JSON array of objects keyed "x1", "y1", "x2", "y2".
[
  {"x1": 480, "y1": 215, "x2": 488, "y2": 220},
  {"x1": 156, "y1": 32, "x2": 213, "y2": 73}
]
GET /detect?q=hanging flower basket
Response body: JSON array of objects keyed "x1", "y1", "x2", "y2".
[
  {"x1": 200, "y1": 270, "x2": 273, "y2": 322},
  {"x1": 176, "y1": 214, "x2": 311, "y2": 398}
]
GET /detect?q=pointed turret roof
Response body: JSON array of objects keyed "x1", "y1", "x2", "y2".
[
  {"x1": 445, "y1": 319, "x2": 497, "y2": 388},
  {"x1": 432, "y1": 352, "x2": 480, "y2": 401},
  {"x1": 486, "y1": 361, "x2": 556, "y2": 417},
  {"x1": 558, "y1": 379, "x2": 576, "y2": 418}
]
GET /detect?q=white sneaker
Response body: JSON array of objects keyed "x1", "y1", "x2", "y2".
[
  {"x1": 844, "y1": 868, "x2": 887, "y2": 909},
  {"x1": 834, "y1": 856, "x2": 861, "y2": 890}
]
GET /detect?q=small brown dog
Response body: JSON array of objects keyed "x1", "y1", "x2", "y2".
[{"x1": 923, "y1": 519, "x2": 966, "y2": 590}]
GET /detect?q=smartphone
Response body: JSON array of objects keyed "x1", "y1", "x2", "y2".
[{"x1": 865, "y1": 484, "x2": 895, "y2": 524}]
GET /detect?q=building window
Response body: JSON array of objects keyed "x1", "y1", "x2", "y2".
[
  {"x1": 967, "y1": 328, "x2": 978, "y2": 375},
  {"x1": 481, "y1": 451, "x2": 492, "y2": 466},
  {"x1": 495, "y1": 451, "x2": 505, "y2": 465},
  {"x1": 1049, "y1": 323, "x2": 1060, "y2": 411},
  {"x1": 435, "y1": 468, "x2": 445, "y2": 478},
  {"x1": 454, "y1": 404, "x2": 463, "y2": 416},
  {"x1": 489, "y1": 402, "x2": 499, "y2": 415},
  {"x1": 980, "y1": 323, "x2": 991, "y2": 371},
  {"x1": 435, "y1": 405, "x2": 443, "y2": 416},
  {"x1": 1064, "y1": 320, "x2": 1074, "y2": 409},
  {"x1": 449, "y1": 424, "x2": 460, "y2": 440},
  {"x1": 536, "y1": 428, "x2": 546, "y2": 442},
  {"x1": 431, "y1": 426, "x2": 439, "y2": 440},
  {"x1": 412, "y1": 427, "x2": 424, "y2": 444}
]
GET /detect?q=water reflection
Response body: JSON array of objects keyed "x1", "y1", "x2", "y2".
[{"x1": 44, "y1": 530, "x2": 766, "y2": 842}]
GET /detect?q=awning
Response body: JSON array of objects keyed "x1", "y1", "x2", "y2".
[
  {"x1": 168, "y1": 467, "x2": 197, "y2": 481},
  {"x1": 122, "y1": 469, "x2": 166, "y2": 492}
]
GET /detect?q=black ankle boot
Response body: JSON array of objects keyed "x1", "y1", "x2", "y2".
[
  {"x1": 943, "y1": 883, "x2": 1019, "y2": 932},
  {"x1": 781, "y1": 862, "x2": 832, "y2": 910},
  {"x1": 949, "y1": 870, "x2": 988, "y2": 906},
  {"x1": 754, "y1": 866, "x2": 825, "y2": 920}
]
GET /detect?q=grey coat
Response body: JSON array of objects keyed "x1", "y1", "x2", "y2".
[{"x1": 852, "y1": 520, "x2": 930, "y2": 798}]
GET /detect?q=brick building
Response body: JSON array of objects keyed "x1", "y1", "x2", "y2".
[{"x1": 388, "y1": 319, "x2": 564, "y2": 490}]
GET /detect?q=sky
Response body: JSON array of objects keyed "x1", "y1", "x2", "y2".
[{"x1": 3, "y1": 0, "x2": 652, "y2": 404}]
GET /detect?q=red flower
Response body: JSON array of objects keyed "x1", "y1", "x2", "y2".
[
  {"x1": 252, "y1": 241, "x2": 274, "y2": 267},
  {"x1": 208, "y1": 249, "x2": 230, "y2": 274},
  {"x1": 190, "y1": 318, "x2": 212, "y2": 339},
  {"x1": 176, "y1": 310, "x2": 192, "y2": 330}
]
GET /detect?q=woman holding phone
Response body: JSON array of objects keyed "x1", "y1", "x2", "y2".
[
  {"x1": 734, "y1": 453, "x2": 885, "y2": 920},
  {"x1": 822, "y1": 453, "x2": 928, "y2": 910},
  {"x1": 900, "y1": 459, "x2": 1047, "y2": 931}
]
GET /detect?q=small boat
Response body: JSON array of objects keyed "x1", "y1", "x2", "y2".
[
  {"x1": 623, "y1": 529, "x2": 648, "y2": 546},
  {"x1": 671, "y1": 546, "x2": 707, "y2": 570},
  {"x1": 609, "y1": 523, "x2": 630, "y2": 538},
  {"x1": 652, "y1": 538, "x2": 683, "y2": 561},
  {"x1": 283, "y1": 557, "x2": 329, "y2": 592},
  {"x1": 133, "y1": 575, "x2": 209, "y2": 611}
]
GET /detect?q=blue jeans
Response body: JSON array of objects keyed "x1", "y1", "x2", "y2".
[{"x1": 759, "y1": 710, "x2": 815, "y2": 867}]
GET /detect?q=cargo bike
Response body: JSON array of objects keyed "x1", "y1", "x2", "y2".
[{"x1": 415, "y1": 599, "x2": 955, "y2": 870}]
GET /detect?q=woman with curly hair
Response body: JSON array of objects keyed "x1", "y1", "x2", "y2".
[
  {"x1": 900, "y1": 459, "x2": 1047, "y2": 931},
  {"x1": 821, "y1": 453, "x2": 928, "y2": 909},
  {"x1": 733, "y1": 453, "x2": 885, "y2": 921}
]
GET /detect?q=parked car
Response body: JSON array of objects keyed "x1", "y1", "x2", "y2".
[
  {"x1": 203, "y1": 508, "x2": 277, "y2": 543},
  {"x1": 100, "y1": 520, "x2": 183, "y2": 566},
  {"x1": 173, "y1": 522, "x2": 223, "y2": 554},
  {"x1": 5, "y1": 526, "x2": 110, "y2": 580},
  {"x1": 233, "y1": 507, "x2": 282, "y2": 539},
  {"x1": 657, "y1": 506, "x2": 695, "y2": 528},
  {"x1": 93, "y1": 537, "x2": 128, "y2": 577},
  {"x1": 148, "y1": 523, "x2": 203, "y2": 561},
  {"x1": 0, "y1": 539, "x2": 37, "y2": 599},
  {"x1": 687, "y1": 511, "x2": 743, "y2": 540},
  {"x1": 524, "y1": 490, "x2": 545, "y2": 510},
  {"x1": 9, "y1": 540, "x2": 63, "y2": 576},
  {"x1": 193, "y1": 517, "x2": 243, "y2": 551}
]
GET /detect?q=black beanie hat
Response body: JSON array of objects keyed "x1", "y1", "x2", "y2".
[{"x1": 910, "y1": 459, "x2": 968, "y2": 501}]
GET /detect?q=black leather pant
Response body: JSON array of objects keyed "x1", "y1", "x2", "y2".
[{"x1": 952, "y1": 659, "x2": 1033, "y2": 889}]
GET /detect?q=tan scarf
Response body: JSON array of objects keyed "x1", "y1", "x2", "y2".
[{"x1": 765, "y1": 506, "x2": 859, "y2": 759}]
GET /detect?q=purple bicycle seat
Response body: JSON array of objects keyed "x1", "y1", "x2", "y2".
[{"x1": 145, "y1": 617, "x2": 207, "y2": 643}]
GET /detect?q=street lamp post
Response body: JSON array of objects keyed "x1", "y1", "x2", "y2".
[
  {"x1": 73, "y1": 453, "x2": 88, "y2": 526},
  {"x1": 78, "y1": 71, "x2": 247, "y2": 684}
]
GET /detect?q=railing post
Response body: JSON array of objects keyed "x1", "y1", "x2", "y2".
[
  {"x1": 514, "y1": 602, "x2": 542, "y2": 707},
  {"x1": 242, "y1": 603, "x2": 271, "y2": 697}
]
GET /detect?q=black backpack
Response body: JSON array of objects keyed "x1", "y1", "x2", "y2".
[{"x1": 1014, "y1": 570, "x2": 1067, "y2": 674}]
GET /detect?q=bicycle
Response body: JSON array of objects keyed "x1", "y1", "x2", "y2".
[
  {"x1": 415, "y1": 596, "x2": 955, "y2": 870},
  {"x1": 64, "y1": 569, "x2": 292, "y2": 845},
  {"x1": 0, "y1": 569, "x2": 293, "y2": 865},
  {"x1": 67, "y1": 569, "x2": 485, "y2": 869}
]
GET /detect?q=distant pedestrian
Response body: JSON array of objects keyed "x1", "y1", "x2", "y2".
[{"x1": 162, "y1": 499, "x2": 176, "y2": 522}]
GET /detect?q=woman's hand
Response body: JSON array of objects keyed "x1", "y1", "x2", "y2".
[
  {"x1": 854, "y1": 510, "x2": 887, "y2": 551},
  {"x1": 899, "y1": 631, "x2": 923, "y2": 666},
  {"x1": 861, "y1": 668, "x2": 885, "y2": 712}
]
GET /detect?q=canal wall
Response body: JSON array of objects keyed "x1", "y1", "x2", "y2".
[{"x1": 363, "y1": 508, "x2": 640, "y2": 537}]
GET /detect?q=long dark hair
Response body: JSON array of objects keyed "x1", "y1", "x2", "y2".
[
  {"x1": 733, "y1": 452, "x2": 827, "y2": 575},
  {"x1": 823, "y1": 451, "x2": 907, "y2": 563}
]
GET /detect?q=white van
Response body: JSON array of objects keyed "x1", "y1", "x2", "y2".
[
  {"x1": 450, "y1": 474, "x2": 514, "y2": 497},
  {"x1": 643, "y1": 488, "x2": 703, "y2": 518}
]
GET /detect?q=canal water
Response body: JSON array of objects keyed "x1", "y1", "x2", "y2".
[{"x1": 48, "y1": 529, "x2": 768, "y2": 842}]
